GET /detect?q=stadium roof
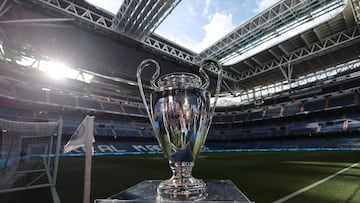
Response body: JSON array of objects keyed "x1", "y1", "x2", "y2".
[
  {"x1": 137, "y1": 0, "x2": 281, "y2": 54},
  {"x1": 1, "y1": 0, "x2": 360, "y2": 102}
]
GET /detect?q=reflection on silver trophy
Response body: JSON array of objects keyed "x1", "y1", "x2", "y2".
[{"x1": 137, "y1": 59, "x2": 222, "y2": 200}]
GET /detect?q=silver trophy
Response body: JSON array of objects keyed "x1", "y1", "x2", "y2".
[{"x1": 137, "y1": 59, "x2": 222, "y2": 200}]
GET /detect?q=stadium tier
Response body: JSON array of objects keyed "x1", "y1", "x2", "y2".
[{"x1": 1, "y1": 61, "x2": 360, "y2": 153}]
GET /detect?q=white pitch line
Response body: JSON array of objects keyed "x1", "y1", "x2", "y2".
[{"x1": 272, "y1": 162, "x2": 359, "y2": 203}]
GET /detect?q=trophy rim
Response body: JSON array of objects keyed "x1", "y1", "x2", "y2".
[
  {"x1": 150, "y1": 87, "x2": 211, "y2": 96},
  {"x1": 156, "y1": 72, "x2": 203, "y2": 90}
]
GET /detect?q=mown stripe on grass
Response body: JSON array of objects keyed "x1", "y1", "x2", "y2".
[{"x1": 272, "y1": 162, "x2": 359, "y2": 203}]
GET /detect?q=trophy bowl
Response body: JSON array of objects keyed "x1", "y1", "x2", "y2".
[{"x1": 137, "y1": 59, "x2": 222, "y2": 200}]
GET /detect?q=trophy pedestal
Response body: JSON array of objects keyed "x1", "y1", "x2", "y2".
[{"x1": 95, "y1": 180, "x2": 254, "y2": 202}]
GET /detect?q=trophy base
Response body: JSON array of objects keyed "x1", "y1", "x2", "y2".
[
  {"x1": 157, "y1": 176, "x2": 207, "y2": 201},
  {"x1": 95, "y1": 180, "x2": 254, "y2": 202}
]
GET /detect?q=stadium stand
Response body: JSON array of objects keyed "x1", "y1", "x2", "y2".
[
  {"x1": 0, "y1": 0, "x2": 359, "y2": 156},
  {"x1": 1, "y1": 64, "x2": 360, "y2": 151}
]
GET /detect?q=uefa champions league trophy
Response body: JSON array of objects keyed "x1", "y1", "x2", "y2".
[{"x1": 137, "y1": 59, "x2": 222, "y2": 200}]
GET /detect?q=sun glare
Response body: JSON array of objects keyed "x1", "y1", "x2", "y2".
[
  {"x1": 39, "y1": 61, "x2": 77, "y2": 80},
  {"x1": 37, "y1": 61, "x2": 93, "y2": 83},
  {"x1": 76, "y1": 72, "x2": 94, "y2": 83}
]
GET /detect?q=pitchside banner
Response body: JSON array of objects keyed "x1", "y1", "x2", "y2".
[
  {"x1": 61, "y1": 141, "x2": 212, "y2": 154},
  {"x1": 60, "y1": 140, "x2": 360, "y2": 155},
  {"x1": 62, "y1": 141, "x2": 163, "y2": 154}
]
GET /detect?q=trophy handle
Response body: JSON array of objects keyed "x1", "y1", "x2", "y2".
[
  {"x1": 136, "y1": 59, "x2": 161, "y2": 133},
  {"x1": 200, "y1": 59, "x2": 223, "y2": 120}
]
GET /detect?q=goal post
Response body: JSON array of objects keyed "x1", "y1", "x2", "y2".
[{"x1": 0, "y1": 118, "x2": 63, "y2": 203}]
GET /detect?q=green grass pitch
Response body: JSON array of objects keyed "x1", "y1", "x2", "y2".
[{"x1": 1, "y1": 150, "x2": 360, "y2": 203}]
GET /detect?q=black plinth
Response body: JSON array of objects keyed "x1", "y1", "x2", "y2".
[{"x1": 95, "y1": 180, "x2": 254, "y2": 202}]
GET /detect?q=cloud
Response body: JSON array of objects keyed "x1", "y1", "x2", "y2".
[
  {"x1": 194, "y1": 12, "x2": 236, "y2": 53},
  {"x1": 254, "y1": 0, "x2": 279, "y2": 13},
  {"x1": 187, "y1": 6, "x2": 197, "y2": 17},
  {"x1": 86, "y1": 0, "x2": 124, "y2": 14},
  {"x1": 202, "y1": 0, "x2": 212, "y2": 16},
  {"x1": 155, "y1": 29, "x2": 198, "y2": 51}
]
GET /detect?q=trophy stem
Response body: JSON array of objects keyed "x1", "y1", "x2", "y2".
[
  {"x1": 170, "y1": 161, "x2": 194, "y2": 180},
  {"x1": 157, "y1": 162, "x2": 207, "y2": 201}
]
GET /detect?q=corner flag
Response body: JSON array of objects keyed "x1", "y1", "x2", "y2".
[
  {"x1": 63, "y1": 115, "x2": 95, "y2": 203},
  {"x1": 64, "y1": 115, "x2": 95, "y2": 153}
]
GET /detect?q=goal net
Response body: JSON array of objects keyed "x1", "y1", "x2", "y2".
[{"x1": 0, "y1": 118, "x2": 63, "y2": 203}]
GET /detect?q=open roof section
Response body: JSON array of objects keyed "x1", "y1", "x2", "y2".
[
  {"x1": 85, "y1": 0, "x2": 123, "y2": 14},
  {"x1": 85, "y1": 0, "x2": 280, "y2": 53},
  {"x1": 195, "y1": 0, "x2": 346, "y2": 64},
  {"x1": 90, "y1": 0, "x2": 345, "y2": 65},
  {"x1": 154, "y1": 0, "x2": 277, "y2": 53}
]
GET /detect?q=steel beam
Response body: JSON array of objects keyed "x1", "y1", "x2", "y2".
[
  {"x1": 350, "y1": 0, "x2": 360, "y2": 23},
  {"x1": 195, "y1": 0, "x2": 345, "y2": 64},
  {"x1": 33, "y1": 0, "x2": 114, "y2": 29},
  {"x1": 237, "y1": 26, "x2": 360, "y2": 81},
  {"x1": 112, "y1": 0, "x2": 180, "y2": 40},
  {"x1": 26, "y1": 1, "x2": 199, "y2": 70}
]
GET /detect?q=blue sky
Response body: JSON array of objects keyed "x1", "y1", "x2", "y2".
[
  {"x1": 86, "y1": 0, "x2": 279, "y2": 53},
  {"x1": 155, "y1": 0, "x2": 279, "y2": 52}
]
